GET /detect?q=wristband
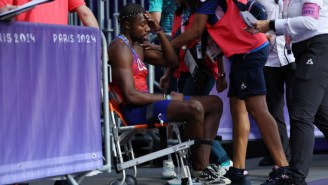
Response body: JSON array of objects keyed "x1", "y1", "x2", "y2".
[
  {"x1": 218, "y1": 72, "x2": 226, "y2": 79},
  {"x1": 163, "y1": 94, "x2": 172, "y2": 100},
  {"x1": 269, "y1": 20, "x2": 276, "y2": 31}
]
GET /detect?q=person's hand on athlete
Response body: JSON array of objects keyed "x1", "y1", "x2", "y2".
[
  {"x1": 253, "y1": 20, "x2": 271, "y2": 33},
  {"x1": 216, "y1": 77, "x2": 228, "y2": 93},
  {"x1": 140, "y1": 41, "x2": 162, "y2": 51}
]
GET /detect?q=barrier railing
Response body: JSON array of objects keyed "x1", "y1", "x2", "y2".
[{"x1": 0, "y1": 21, "x2": 104, "y2": 185}]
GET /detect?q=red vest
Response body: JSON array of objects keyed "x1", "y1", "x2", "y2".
[
  {"x1": 206, "y1": 0, "x2": 267, "y2": 57},
  {"x1": 172, "y1": 13, "x2": 218, "y2": 79}
]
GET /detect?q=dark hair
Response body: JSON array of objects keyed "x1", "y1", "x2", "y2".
[{"x1": 118, "y1": 3, "x2": 145, "y2": 24}]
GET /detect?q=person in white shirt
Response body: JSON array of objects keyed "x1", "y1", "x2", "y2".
[
  {"x1": 254, "y1": 0, "x2": 328, "y2": 184},
  {"x1": 256, "y1": 0, "x2": 295, "y2": 167}
]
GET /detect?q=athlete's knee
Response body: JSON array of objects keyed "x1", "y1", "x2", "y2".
[
  {"x1": 188, "y1": 100, "x2": 204, "y2": 114},
  {"x1": 186, "y1": 100, "x2": 204, "y2": 120}
]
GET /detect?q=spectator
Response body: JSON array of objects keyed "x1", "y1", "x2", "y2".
[
  {"x1": 254, "y1": 0, "x2": 328, "y2": 184},
  {"x1": 256, "y1": 0, "x2": 294, "y2": 167},
  {"x1": 149, "y1": 0, "x2": 177, "y2": 33},
  {"x1": 169, "y1": 0, "x2": 291, "y2": 184},
  {"x1": 108, "y1": 3, "x2": 225, "y2": 184},
  {"x1": 0, "y1": 0, "x2": 99, "y2": 28},
  {"x1": 159, "y1": 0, "x2": 232, "y2": 183}
]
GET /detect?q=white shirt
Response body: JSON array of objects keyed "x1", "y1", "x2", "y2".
[
  {"x1": 258, "y1": 0, "x2": 295, "y2": 67},
  {"x1": 275, "y1": 0, "x2": 328, "y2": 43}
]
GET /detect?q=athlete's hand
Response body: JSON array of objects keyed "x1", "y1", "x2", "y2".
[
  {"x1": 170, "y1": 92, "x2": 184, "y2": 100},
  {"x1": 144, "y1": 11, "x2": 161, "y2": 33}
]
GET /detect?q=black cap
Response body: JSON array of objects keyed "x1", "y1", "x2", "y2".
[{"x1": 246, "y1": 0, "x2": 268, "y2": 20}]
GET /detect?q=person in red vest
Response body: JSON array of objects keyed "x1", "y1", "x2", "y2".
[
  {"x1": 159, "y1": 0, "x2": 231, "y2": 184},
  {"x1": 170, "y1": 0, "x2": 291, "y2": 185},
  {"x1": 0, "y1": 0, "x2": 98, "y2": 28}
]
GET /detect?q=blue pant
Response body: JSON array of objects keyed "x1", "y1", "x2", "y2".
[{"x1": 211, "y1": 140, "x2": 229, "y2": 164}]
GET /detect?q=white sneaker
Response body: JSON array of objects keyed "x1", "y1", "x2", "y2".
[
  {"x1": 162, "y1": 160, "x2": 177, "y2": 180},
  {"x1": 194, "y1": 166, "x2": 226, "y2": 185},
  {"x1": 211, "y1": 164, "x2": 227, "y2": 176},
  {"x1": 219, "y1": 176, "x2": 231, "y2": 185},
  {"x1": 167, "y1": 177, "x2": 182, "y2": 185},
  {"x1": 210, "y1": 164, "x2": 231, "y2": 184}
]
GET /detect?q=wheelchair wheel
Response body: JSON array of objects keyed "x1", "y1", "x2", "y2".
[
  {"x1": 109, "y1": 179, "x2": 127, "y2": 185},
  {"x1": 54, "y1": 180, "x2": 71, "y2": 185},
  {"x1": 125, "y1": 174, "x2": 137, "y2": 185}
]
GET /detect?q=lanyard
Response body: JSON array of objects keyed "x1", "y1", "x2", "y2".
[
  {"x1": 181, "y1": 9, "x2": 191, "y2": 49},
  {"x1": 278, "y1": 0, "x2": 283, "y2": 19},
  {"x1": 282, "y1": 0, "x2": 292, "y2": 53},
  {"x1": 181, "y1": 9, "x2": 191, "y2": 34},
  {"x1": 282, "y1": 0, "x2": 292, "y2": 18}
]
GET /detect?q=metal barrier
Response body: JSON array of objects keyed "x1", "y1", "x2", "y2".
[{"x1": 0, "y1": 22, "x2": 104, "y2": 185}]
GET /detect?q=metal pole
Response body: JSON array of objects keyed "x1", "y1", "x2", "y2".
[
  {"x1": 101, "y1": 32, "x2": 111, "y2": 172},
  {"x1": 87, "y1": 0, "x2": 93, "y2": 13},
  {"x1": 97, "y1": 0, "x2": 104, "y2": 29},
  {"x1": 148, "y1": 65, "x2": 155, "y2": 93},
  {"x1": 114, "y1": 0, "x2": 119, "y2": 12},
  {"x1": 105, "y1": 0, "x2": 113, "y2": 42}
]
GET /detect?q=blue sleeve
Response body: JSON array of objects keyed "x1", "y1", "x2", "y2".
[
  {"x1": 149, "y1": 0, "x2": 163, "y2": 12},
  {"x1": 196, "y1": 0, "x2": 219, "y2": 15}
]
